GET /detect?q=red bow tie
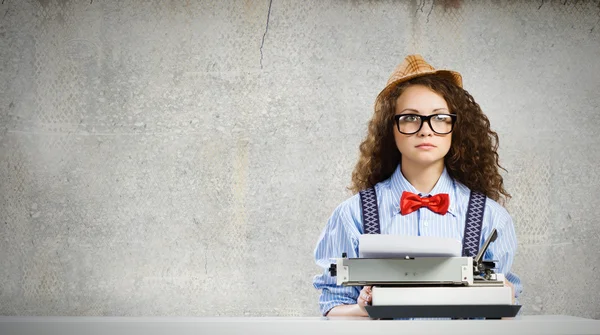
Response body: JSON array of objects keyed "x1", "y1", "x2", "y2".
[{"x1": 400, "y1": 191, "x2": 450, "y2": 215}]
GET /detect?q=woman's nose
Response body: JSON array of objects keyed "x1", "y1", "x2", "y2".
[{"x1": 417, "y1": 121, "x2": 434, "y2": 136}]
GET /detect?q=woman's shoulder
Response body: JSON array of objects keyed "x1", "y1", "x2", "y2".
[
  {"x1": 327, "y1": 178, "x2": 392, "y2": 227},
  {"x1": 453, "y1": 180, "x2": 512, "y2": 221},
  {"x1": 327, "y1": 191, "x2": 362, "y2": 223}
]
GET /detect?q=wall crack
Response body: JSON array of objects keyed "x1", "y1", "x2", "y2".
[
  {"x1": 416, "y1": 0, "x2": 426, "y2": 14},
  {"x1": 427, "y1": 0, "x2": 435, "y2": 23},
  {"x1": 260, "y1": 0, "x2": 273, "y2": 69}
]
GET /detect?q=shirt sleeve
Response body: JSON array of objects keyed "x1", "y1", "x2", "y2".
[
  {"x1": 312, "y1": 199, "x2": 362, "y2": 316},
  {"x1": 483, "y1": 202, "x2": 523, "y2": 303}
]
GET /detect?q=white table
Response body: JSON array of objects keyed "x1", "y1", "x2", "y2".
[{"x1": 1, "y1": 315, "x2": 598, "y2": 335}]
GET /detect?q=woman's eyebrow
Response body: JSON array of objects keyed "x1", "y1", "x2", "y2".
[{"x1": 398, "y1": 108, "x2": 449, "y2": 114}]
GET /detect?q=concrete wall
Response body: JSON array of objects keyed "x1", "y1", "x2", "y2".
[{"x1": 1, "y1": 0, "x2": 599, "y2": 318}]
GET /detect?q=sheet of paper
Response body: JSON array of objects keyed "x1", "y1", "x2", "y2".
[{"x1": 358, "y1": 234, "x2": 462, "y2": 258}]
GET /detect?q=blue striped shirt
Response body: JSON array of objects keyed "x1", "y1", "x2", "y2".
[{"x1": 313, "y1": 163, "x2": 523, "y2": 316}]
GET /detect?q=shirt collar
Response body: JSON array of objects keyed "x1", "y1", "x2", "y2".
[{"x1": 388, "y1": 163, "x2": 457, "y2": 216}]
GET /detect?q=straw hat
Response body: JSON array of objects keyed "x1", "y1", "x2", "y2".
[{"x1": 375, "y1": 54, "x2": 463, "y2": 110}]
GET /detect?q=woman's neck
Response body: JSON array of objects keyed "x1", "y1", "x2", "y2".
[{"x1": 400, "y1": 159, "x2": 444, "y2": 194}]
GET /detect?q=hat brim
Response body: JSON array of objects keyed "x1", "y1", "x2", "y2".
[{"x1": 374, "y1": 70, "x2": 463, "y2": 109}]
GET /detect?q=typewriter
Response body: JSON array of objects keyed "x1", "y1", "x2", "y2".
[{"x1": 328, "y1": 229, "x2": 521, "y2": 319}]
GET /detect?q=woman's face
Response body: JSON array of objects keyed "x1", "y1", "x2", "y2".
[{"x1": 393, "y1": 84, "x2": 453, "y2": 168}]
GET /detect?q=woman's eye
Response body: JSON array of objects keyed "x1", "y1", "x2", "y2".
[
  {"x1": 401, "y1": 116, "x2": 418, "y2": 122},
  {"x1": 433, "y1": 115, "x2": 449, "y2": 122}
]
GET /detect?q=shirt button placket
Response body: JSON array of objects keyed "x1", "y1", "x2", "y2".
[{"x1": 419, "y1": 207, "x2": 429, "y2": 236}]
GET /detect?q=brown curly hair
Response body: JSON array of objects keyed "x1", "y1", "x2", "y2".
[{"x1": 349, "y1": 74, "x2": 511, "y2": 205}]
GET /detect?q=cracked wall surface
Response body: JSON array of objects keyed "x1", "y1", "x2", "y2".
[{"x1": 1, "y1": 0, "x2": 599, "y2": 318}]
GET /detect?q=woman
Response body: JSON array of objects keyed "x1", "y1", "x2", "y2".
[{"x1": 312, "y1": 55, "x2": 522, "y2": 317}]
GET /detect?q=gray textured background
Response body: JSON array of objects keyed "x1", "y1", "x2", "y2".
[{"x1": 1, "y1": 0, "x2": 599, "y2": 318}]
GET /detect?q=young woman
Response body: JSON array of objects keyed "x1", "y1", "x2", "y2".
[{"x1": 312, "y1": 55, "x2": 522, "y2": 317}]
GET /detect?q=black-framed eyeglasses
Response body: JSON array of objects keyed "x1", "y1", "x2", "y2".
[{"x1": 393, "y1": 113, "x2": 457, "y2": 135}]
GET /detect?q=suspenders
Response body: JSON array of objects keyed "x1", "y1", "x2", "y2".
[
  {"x1": 461, "y1": 191, "x2": 487, "y2": 257},
  {"x1": 358, "y1": 187, "x2": 487, "y2": 257},
  {"x1": 357, "y1": 187, "x2": 381, "y2": 234}
]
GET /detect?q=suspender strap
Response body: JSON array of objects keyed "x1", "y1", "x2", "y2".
[
  {"x1": 358, "y1": 187, "x2": 487, "y2": 258},
  {"x1": 359, "y1": 187, "x2": 381, "y2": 234},
  {"x1": 462, "y1": 191, "x2": 487, "y2": 257}
]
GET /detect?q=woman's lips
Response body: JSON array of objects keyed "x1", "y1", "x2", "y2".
[{"x1": 415, "y1": 143, "x2": 436, "y2": 149}]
